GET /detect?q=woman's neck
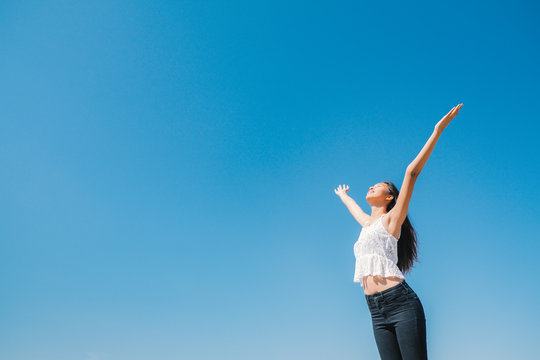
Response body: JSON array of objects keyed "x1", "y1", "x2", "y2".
[{"x1": 370, "y1": 207, "x2": 387, "y2": 217}]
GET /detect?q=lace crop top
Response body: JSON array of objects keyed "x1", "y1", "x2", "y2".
[{"x1": 353, "y1": 213, "x2": 405, "y2": 287}]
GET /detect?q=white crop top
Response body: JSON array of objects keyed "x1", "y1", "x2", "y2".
[{"x1": 353, "y1": 213, "x2": 405, "y2": 287}]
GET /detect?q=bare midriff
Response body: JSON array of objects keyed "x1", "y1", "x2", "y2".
[{"x1": 363, "y1": 275, "x2": 404, "y2": 295}]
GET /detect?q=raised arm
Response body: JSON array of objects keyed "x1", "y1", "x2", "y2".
[
  {"x1": 408, "y1": 104, "x2": 463, "y2": 176},
  {"x1": 389, "y1": 104, "x2": 463, "y2": 226},
  {"x1": 334, "y1": 184, "x2": 370, "y2": 226}
]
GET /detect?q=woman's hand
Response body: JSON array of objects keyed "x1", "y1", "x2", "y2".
[
  {"x1": 435, "y1": 103, "x2": 463, "y2": 133},
  {"x1": 334, "y1": 184, "x2": 350, "y2": 198}
]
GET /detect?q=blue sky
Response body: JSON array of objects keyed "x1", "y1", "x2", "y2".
[{"x1": 1, "y1": 1, "x2": 539, "y2": 359}]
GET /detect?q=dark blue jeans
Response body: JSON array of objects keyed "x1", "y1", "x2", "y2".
[{"x1": 365, "y1": 281, "x2": 427, "y2": 360}]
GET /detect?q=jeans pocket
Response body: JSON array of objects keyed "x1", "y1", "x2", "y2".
[
  {"x1": 386, "y1": 292, "x2": 411, "y2": 311},
  {"x1": 408, "y1": 292, "x2": 419, "y2": 300},
  {"x1": 401, "y1": 285, "x2": 418, "y2": 300}
]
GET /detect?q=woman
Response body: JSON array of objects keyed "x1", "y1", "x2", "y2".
[{"x1": 334, "y1": 103, "x2": 463, "y2": 360}]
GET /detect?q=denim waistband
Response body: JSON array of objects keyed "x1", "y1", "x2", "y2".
[{"x1": 364, "y1": 280, "x2": 410, "y2": 300}]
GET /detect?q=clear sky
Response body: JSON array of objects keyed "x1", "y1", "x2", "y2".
[{"x1": 1, "y1": 1, "x2": 539, "y2": 359}]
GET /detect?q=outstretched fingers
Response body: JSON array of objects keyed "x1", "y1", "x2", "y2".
[
  {"x1": 334, "y1": 184, "x2": 349, "y2": 195},
  {"x1": 452, "y1": 103, "x2": 463, "y2": 117},
  {"x1": 446, "y1": 103, "x2": 463, "y2": 119}
]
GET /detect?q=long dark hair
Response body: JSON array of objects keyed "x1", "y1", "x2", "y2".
[{"x1": 383, "y1": 181, "x2": 419, "y2": 274}]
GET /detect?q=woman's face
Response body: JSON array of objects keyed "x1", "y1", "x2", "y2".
[{"x1": 366, "y1": 182, "x2": 391, "y2": 203}]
